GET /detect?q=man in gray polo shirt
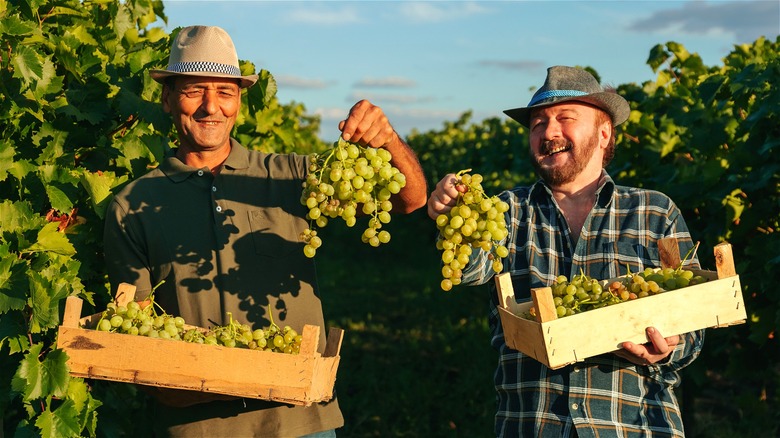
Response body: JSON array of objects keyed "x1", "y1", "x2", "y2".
[{"x1": 103, "y1": 25, "x2": 427, "y2": 437}]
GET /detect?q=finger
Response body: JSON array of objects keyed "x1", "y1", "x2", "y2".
[
  {"x1": 646, "y1": 327, "x2": 671, "y2": 354},
  {"x1": 427, "y1": 193, "x2": 455, "y2": 220},
  {"x1": 437, "y1": 174, "x2": 460, "y2": 198},
  {"x1": 341, "y1": 100, "x2": 381, "y2": 144}
]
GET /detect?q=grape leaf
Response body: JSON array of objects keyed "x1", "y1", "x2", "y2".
[
  {"x1": 12, "y1": 46, "x2": 44, "y2": 84},
  {"x1": 80, "y1": 170, "x2": 118, "y2": 219},
  {"x1": 11, "y1": 343, "x2": 71, "y2": 402},
  {"x1": 26, "y1": 222, "x2": 76, "y2": 256},
  {"x1": 0, "y1": 310, "x2": 30, "y2": 354},
  {"x1": 45, "y1": 185, "x2": 74, "y2": 214},
  {"x1": 36, "y1": 400, "x2": 82, "y2": 438},
  {"x1": 0, "y1": 254, "x2": 28, "y2": 313}
]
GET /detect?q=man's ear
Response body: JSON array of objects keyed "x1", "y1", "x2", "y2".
[
  {"x1": 599, "y1": 120, "x2": 612, "y2": 149},
  {"x1": 161, "y1": 83, "x2": 172, "y2": 114}
]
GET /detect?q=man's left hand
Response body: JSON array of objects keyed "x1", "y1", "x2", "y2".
[{"x1": 616, "y1": 327, "x2": 679, "y2": 366}]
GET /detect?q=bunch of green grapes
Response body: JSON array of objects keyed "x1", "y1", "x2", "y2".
[
  {"x1": 608, "y1": 266, "x2": 708, "y2": 299},
  {"x1": 94, "y1": 288, "x2": 303, "y2": 354},
  {"x1": 435, "y1": 169, "x2": 510, "y2": 291},
  {"x1": 190, "y1": 312, "x2": 303, "y2": 355},
  {"x1": 299, "y1": 137, "x2": 406, "y2": 257},
  {"x1": 95, "y1": 299, "x2": 186, "y2": 340},
  {"x1": 529, "y1": 266, "x2": 709, "y2": 319}
]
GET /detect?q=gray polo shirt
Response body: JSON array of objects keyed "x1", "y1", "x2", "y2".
[{"x1": 104, "y1": 139, "x2": 343, "y2": 436}]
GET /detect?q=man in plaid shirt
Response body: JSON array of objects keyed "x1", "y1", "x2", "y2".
[{"x1": 427, "y1": 66, "x2": 703, "y2": 437}]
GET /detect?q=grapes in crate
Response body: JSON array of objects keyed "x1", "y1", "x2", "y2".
[
  {"x1": 526, "y1": 266, "x2": 709, "y2": 320},
  {"x1": 92, "y1": 286, "x2": 302, "y2": 354}
]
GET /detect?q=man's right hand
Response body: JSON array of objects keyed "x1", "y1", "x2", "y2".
[{"x1": 427, "y1": 173, "x2": 460, "y2": 220}]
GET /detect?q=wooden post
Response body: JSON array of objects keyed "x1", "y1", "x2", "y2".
[
  {"x1": 494, "y1": 273, "x2": 523, "y2": 315},
  {"x1": 531, "y1": 287, "x2": 557, "y2": 323},
  {"x1": 658, "y1": 237, "x2": 681, "y2": 269},
  {"x1": 323, "y1": 327, "x2": 344, "y2": 358},
  {"x1": 714, "y1": 242, "x2": 736, "y2": 279},
  {"x1": 114, "y1": 283, "x2": 137, "y2": 307},
  {"x1": 62, "y1": 296, "x2": 83, "y2": 328},
  {"x1": 299, "y1": 324, "x2": 321, "y2": 356}
]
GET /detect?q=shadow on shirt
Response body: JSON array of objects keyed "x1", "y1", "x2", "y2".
[{"x1": 105, "y1": 170, "x2": 324, "y2": 332}]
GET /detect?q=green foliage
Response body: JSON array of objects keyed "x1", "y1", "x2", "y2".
[
  {"x1": 408, "y1": 112, "x2": 535, "y2": 192},
  {"x1": 1, "y1": 0, "x2": 327, "y2": 436}
]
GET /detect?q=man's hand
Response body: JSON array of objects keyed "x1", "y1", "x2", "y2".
[
  {"x1": 615, "y1": 327, "x2": 679, "y2": 366},
  {"x1": 338, "y1": 100, "x2": 399, "y2": 149},
  {"x1": 427, "y1": 174, "x2": 460, "y2": 220}
]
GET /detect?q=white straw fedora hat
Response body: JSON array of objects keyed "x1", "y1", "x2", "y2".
[
  {"x1": 504, "y1": 66, "x2": 630, "y2": 128},
  {"x1": 150, "y1": 25, "x2": 258, "y2": 89}
]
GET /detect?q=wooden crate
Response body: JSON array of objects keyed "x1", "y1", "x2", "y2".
[
  {"x1": 57, "y1": 283, "x2": 343, "y2": 406},
  {"x1": 495, "y1": 240, "x2": 746, "y2": 370}
]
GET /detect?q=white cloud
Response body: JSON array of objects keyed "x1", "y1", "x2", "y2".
[
  {"x1": 346, "y1": 91, "x2": 435, "y2": 105},
  {"x1": 276, "y1": 75, "x2": 335, "y2": 90},
  {"x1": 285, "y1": 5, "x2": 361, "y2": 25},
  {"x1": 629, "y1": 1, "x2": 778, "y2": 43},
  {"x1": 354, "y1": 77, "x2": 417, "y2": 88},
  {"x1": 398, "y1": 1, "x2": 491, "y2": 23},
  {"x1": 478, "y1": 60, "x2": 545, "y2": 72}
]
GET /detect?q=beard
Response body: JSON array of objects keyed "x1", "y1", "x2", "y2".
[{"x1": 531, "y1": 135, "x2": 599, "y2": 186}]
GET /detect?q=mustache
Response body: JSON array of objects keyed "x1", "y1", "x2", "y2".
[{"x1": 540, "y1": 138, "x2": 573, "y2": 156}]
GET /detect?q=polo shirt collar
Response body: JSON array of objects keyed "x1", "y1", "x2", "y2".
[{"x1": 160, "y1": 138, "x2": 249, "y2": 182}]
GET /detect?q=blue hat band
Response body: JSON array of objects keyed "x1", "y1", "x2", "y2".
[
  {"x1": 167, "y1": 61, "x2": 241, "y2": 77},
  {"x1": 528, "y1": 89, "x2": 588, "y2": 106}
]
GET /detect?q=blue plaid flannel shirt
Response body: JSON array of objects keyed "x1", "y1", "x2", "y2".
[{"x1": 463, "y1": 172, "x2": 705, "y2": 437}]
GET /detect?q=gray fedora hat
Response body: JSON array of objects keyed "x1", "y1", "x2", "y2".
[
  {"x1": 150, "y1": 25, "x2": 258, "y2": 89},
  {"x1": 504, "y1": 66, "x2": 630, "y2": 127}
]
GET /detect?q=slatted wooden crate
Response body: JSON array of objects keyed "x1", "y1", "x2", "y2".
[
  {"x1": 57, "y1": 283, "x2": 343, "y2": 406},
  {"x1": 495, "y1": 240, "x2": 746, "y2": 369}
]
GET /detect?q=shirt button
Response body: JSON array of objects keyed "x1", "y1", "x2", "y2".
[
  {"x1": 212, "y1": 186, "x2": 217, "y2": 192},
  {"x1": 197, "y1": 170, "x2": 204, "y2": 176},
  {"x1": 216, "y1": 206, "x2": 222, "y2": 212},
  {"x1": 571, "y1": 403, "x2": 579, "y2": 410}
]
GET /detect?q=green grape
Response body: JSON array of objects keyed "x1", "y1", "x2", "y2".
[
  {"x1": 436, "y1": 169, "x2": 510, "y2": 291},
  {"x1": 300, "y1": 137, "x2": 406, "y2": 257}
]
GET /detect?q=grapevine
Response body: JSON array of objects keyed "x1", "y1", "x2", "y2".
[
  {"x1": 435, "y1": 169, "x2": 510, "y2": 291},
  {"x1": 92, "y1": 282, "x2": 302, "y2": 354},
  {"x1": 299, "y1": 137, "x2": 407, "y2": 257}
]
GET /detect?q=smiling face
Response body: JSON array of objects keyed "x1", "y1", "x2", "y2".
[
  {"x1": 528, "y1": 102, "x2": 611, "y2": 188},
  {"x1": 162, "y1": 76, "x2": 242, "y2": 154}
]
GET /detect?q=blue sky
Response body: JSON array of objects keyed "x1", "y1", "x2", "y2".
[{"x1": 157, "y1": 1, "x2": 779, "y2": 141}]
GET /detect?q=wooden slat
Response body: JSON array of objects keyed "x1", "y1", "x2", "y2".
[
  {"x1": 62, "y1": 296, "x2": 83, "y2": 328},
  {"x1": 658, "y1": 237, "x2": 681, "y2": 269},
  {"x1": 299, "y1": 325, "x2": 321, "y2": 356},
  {"x1": 531, "y1": 287, "x2": 557, "y2": 323},
  {"x1": 714, "y1": 242, "x2": 737, "y2": 278},
  {"x1": 114, "y1": 283, "x2": 137, "y2": 307},
  {"x1": 494, "y1": 272, "x2": 523, "y2": 315},
  {"x1": 323, "y1": 327, "x2": 344, "y2": 358}
]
